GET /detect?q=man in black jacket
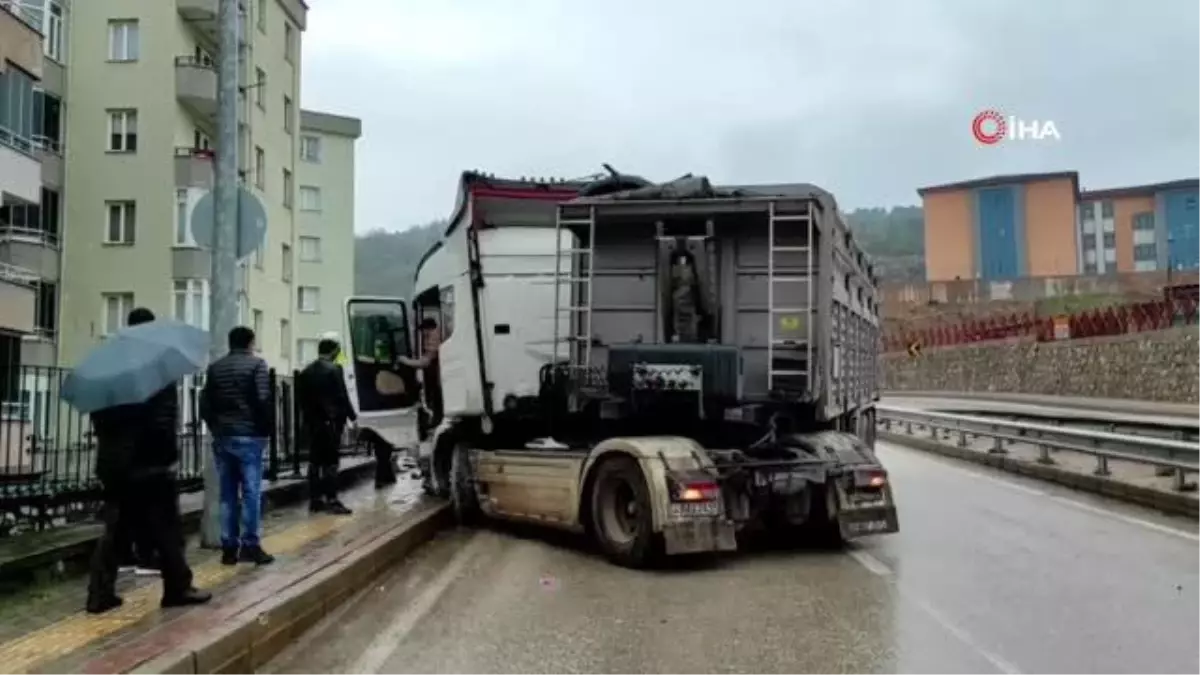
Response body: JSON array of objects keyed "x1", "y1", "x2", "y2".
[
  {"x1": 86, "y1": 307, "x2": 211, "y2": 614},
  {"x1": 200, "y1": 326, "x2": 275, "y2": 566},
  {"x1": 298, "y1": 338, "x2": 357, "y2": 514}
]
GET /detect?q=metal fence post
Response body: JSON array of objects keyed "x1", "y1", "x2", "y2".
[{"x1": 267, "y1": 368, "x2": 279, "y2": 481}]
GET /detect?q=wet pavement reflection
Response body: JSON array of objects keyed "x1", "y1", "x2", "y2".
[{"x1": 264, "y1": 443, "x2": 1199, "y2": 674}]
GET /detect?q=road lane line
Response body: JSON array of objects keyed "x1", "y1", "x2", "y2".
[
  {"x1": 847, "y1": 548, "x2": 1022, "y2": 674},
  {"x1": 903, "y1": 591, "x2": 1023, "y2": 675},
  {"x1": 350, "y1": 531, "x2": 487, "y2": 674},
  {"x1": 884, "y1": 441, "x2": 1200, "y2": 542},
  {"x1": 847, "y1": 548, "x2": 892, "y2": 576}
]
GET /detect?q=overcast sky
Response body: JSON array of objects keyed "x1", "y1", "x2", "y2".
[{"x1": 299, "y1": 0, "x2": 1200, "y2": 232}]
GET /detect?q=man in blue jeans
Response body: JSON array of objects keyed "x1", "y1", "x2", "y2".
[{"x1": 200, "y1": 326, "x2": 275, "y2": 566}]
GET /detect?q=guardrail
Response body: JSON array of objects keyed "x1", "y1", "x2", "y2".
[{"x1": 876, "y1": 405, "x2": 1200, "y2": 492}]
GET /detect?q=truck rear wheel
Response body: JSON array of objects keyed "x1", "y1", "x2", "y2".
[
  {"x1": 450, "y1": 444, "x2": 481, "y2": 525},
  {"x1": 589, "y1": 457, "x2": 656, "y2": 568}
]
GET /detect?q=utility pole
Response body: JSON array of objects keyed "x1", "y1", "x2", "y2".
[{"x1": 201, "y1": 0, "x2": 241, "y2": 548}]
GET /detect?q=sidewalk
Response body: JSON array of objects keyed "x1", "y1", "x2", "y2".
[
  {"x1": 0, "y1": 476, "x2": 440, "y2": 674},
  {"x1": 0, "y1": 455, "x2": 379, "y2": 585}
]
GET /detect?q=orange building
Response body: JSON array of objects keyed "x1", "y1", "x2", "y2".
[
  {"x1": 919, "y1": 172, "x2": 1080, "y2": 282},
  {"x1": 1077, "y1": 179, "x2": 1199, "y2": 275}
]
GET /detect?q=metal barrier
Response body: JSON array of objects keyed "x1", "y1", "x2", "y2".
[{"x1": 876, "y1": 405, "x2": 1200, "y2": 491}]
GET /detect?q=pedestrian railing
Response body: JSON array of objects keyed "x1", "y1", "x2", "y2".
[
  {"x1": 876, "y1": 405, "x2": 1200, "y2": 491},
  {"x1": 0, "y1": 365, "x2": 364, "y2": 538}
]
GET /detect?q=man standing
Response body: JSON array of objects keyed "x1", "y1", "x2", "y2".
[
  {"x1": 200, "y1": 326, "x2": 275, "y2": 566},
  {"x1": 298, "y1": 338, "x2": 357, "y2": 515},
  {"x1": 86, "y1": 307, "x2": 211, "y2": 613}
]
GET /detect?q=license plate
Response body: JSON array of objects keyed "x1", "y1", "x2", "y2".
[
  {"x1": 669, "y1": 501, "x2": 720, "y2": 518},
  {"x1": 846, "y1": 519, "x2": 891, "y2": 535}
]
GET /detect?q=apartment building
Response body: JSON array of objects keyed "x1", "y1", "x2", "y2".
[
  {"x1": 47, "y1": 0, "x2": 334, "y2": 375},
  {"x1": 294, "y1": 109, "x2": 359, "y2": 365},
  {"x1": 920, "y1": 171, "x2": 1200, "y2": 281}
]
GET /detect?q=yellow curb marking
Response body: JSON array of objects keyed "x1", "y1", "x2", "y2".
[{"x1": 0, "y1": 515, "x2": 349, "y2": 674}]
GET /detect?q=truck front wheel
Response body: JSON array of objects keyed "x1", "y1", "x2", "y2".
[
  {"x1": 589, "y1": 457, "x2": 656, "y2": 568},
  {"x1": 450, "y1": 443, "x2": 481, "y2": 525}
]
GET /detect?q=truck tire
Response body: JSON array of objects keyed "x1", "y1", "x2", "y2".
[
  {"x1": 450, "y1": 444, "x2": 481, "y2": 525},
  {"x1": 589, "y1": 456, "x2": 656, "y2": 568},
  {"x1": 808, "y1": 481, "x2": 848, "y2": 548}
]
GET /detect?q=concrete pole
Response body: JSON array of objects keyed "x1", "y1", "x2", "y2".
[{"x1": 200, "y1": 0, "x2": 241, "y2": 549}]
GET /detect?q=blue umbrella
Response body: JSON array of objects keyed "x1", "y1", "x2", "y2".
[{"x1": 61, "y1": 319, "x2": 210, "y2": 414}]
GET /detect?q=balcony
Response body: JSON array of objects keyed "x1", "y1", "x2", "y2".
[
  {"x1": 177, "y1": 0, "x2": 216, "y2": 21},
  {"x1": 0, "y1": 135, "x2": 39, "y2": 203},
  {"x1": 0, "y1": 1, "x2": 43, "y2": 80},
  {"x1": 175, "y1": 146, "x2": 215, "y2": 189},
  {"x1": 175, "y1": 56, "x2": 218, "y2": 119},
  {"x1": 0, "y1": 262, "x2": 37, "y2": 335},
  {"x1": 32, "y1": 136, "x2": 63, "y2": 189}
]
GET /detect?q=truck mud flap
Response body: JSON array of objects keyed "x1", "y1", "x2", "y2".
[
  {"x1": 662, "y1": 518, "x2": 738, "y2": 556},
  {"x1": 836, "y1": 503, "x2": 899, "y2": 537}
]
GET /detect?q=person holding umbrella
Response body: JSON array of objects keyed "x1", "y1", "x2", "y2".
[{"x1": 69, "y1": 308, "x2": 212, "y2": 614}]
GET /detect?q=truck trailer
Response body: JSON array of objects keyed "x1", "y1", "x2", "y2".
[{"x1": 341, "y1": 168, "x2": 898, "y2": 567}]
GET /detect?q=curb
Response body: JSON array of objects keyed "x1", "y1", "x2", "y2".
[
  {"x1": 0, "y1": 458, "x2": 378, "y2": 583},
  {"x1": 879, "y1": 431, "x2": 1200, "y2": 519},
  {"x1": 126, "y1": 503, "x2": 452, "y2": 674}
]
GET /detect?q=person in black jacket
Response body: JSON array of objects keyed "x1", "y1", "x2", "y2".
[
  {"x1": 200, "y1": 326, "x2": 275, "y2": 566},
  {"x1": 86, "y1": 307, "x2": 211, "y2": 614},
  {"x1": 298, "y1": 338, "x2": 357, "y2": 514}
]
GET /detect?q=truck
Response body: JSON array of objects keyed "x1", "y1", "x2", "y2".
[{"x1": 340, "y1": 168, "x2": 898, "y2": 567}]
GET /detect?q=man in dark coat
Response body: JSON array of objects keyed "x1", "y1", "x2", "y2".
[
  {"x1": 298, "y1": 338, "x2": 357, "y2": 514},
  {"x1": 86, "y1": 307, "x2": 211, "y2": 613}
]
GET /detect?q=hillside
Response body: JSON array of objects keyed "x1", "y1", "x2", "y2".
[{"x1": 355, "y1": 206, "x2": 925, "y2": 295}]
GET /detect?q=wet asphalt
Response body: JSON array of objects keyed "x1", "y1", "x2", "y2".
[{"x1": 263, "y1": 442, "x2": 1199, "y2": 674}]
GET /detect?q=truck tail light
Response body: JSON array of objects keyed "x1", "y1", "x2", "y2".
[
  {"x1": 669, "y1": 475, "x2": 720, "y2": 502},
  {"x1": 855, "y1": 468, "x2": 888, "y2": 489}
]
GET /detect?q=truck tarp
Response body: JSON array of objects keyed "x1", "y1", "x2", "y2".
[{"x1": 572, "y1": 174, "x2": 842, "y2": 215}]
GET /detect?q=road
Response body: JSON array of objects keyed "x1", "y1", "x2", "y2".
[{"x1": 264, "y1": 442, "x2": 1199, "y2": 674}]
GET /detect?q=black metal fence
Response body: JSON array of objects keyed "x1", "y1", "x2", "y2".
[{"x1": 0, "y1": 365, "x2": 352, "y2": 538}]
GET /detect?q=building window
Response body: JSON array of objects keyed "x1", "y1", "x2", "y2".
[
  {"x1": 173, "y1": 279, "x2": 210, "y2": 330},
  {"x1": 1132, "y1": 212, "x2": 1155, "y2": 231},
  {"x1": 1102, "y1": 232, "x2": 1116, "y2": 249},
  {"x1": 1078, "y1": 203, "x2": 1093, "y2": 222},
  {"x1": 1083, "y1": 262, "x2": 1097, "y2": 275},
  {"x1": 300, "y1": 135, "x2": 321, "y2": 163},
  {"x1": 34, "y1": 91, "x2": 63, "y2": 152},
  {"x1": 107, "y1": 19, "x2": 140, "y2": 62},
  {"x1": 102, "y1": 293, "x2": 135, "y2": 336},
  {"x1": 1082, "y1": 218, "x2": 1095, "y2": 234},
  {"x1": 299, "y1": 235, "x2": 321, "y2": 262},
  {"x1": 174, "y1": 188, "x2": 193, "y2": 246},
  {"x1": 1134, "y1": 260, "x2": 1158, "y2": 272},
  {"x1": 107, "y1": 109, "x2": 138, "y2": 152},
  {"x1": 254, "y1": 146, "x2": 265, "y2": 190},
  {"x1": 193, "y1": 44, "x2": 215, "y2": 67},
  {"x1": 1103, "y1": 247, "x2": 1116, "y2": 264},
  {"x1": 1100, "y1": 200, "x2": 1114, "y2": 219},
  {"x1": 105, "y1": 201, "x2": 136, "y2": 244},
  {"x1": 297, "y1": 338, "x2": 319, "y2": 365},
  {"x1": 280, "y1": 319, "x2": 291, "y2": 358},
  {"x1": 35, "y1": 281, "x2": 57, "y2": 337},
  {"x1": 440, "y1": 286, "x2": 455, "y2": 340},
  {"x1": 40, "y1": 187, "x2": 60, "y2": 242},
  {"x1": 283, "y1": 95, "x2": 294, "y2": 133},
  {"x1": 255, "y1": 68, "x2": 266, "y2": 109},
  {"x1": 44, "y1": 3, "x2": 64, "y2": 62},
  {"x1": 284, "y1": 23, "x2": 295, "y2": 63},
  {"x1": 257, "y1": 0, "x2": 266, "y2": 31},
  {"x1": 1133, "y1": 243, "x2": 1157, "y2": 262},
  {"x1": 1081, "y1": 234, "x2": 1095, "y2": 250},
  {"x1": 1101, "y1": 217, "x2": 1114, "y2": 233},
  {"x1": 193, "y1": 128, "x2": 212, "y2": 151},
  {"x1": 299, "y1": 186, "x2": 321, "y2": 212},
  {"x1": 282, "y1": 243, "x2": 293, "y2": 281},
  {"x1": 252, "y1": 309, "x2": 263, "y2": 338},
  {"x1": 283, "y1": 169, "x2": 293, "y2": 208},
  {"x1": 255, "y1": 231, "x2": 266, "y2": 269},
  {"x1": 1, "y1": 67, "x2": 34, "y2": 149},
  {"x1": 298, "y1": 286, "x2": 320, "y2": 313}
]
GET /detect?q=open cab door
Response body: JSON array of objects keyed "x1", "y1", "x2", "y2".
[{"x1": 342, "y1": 296, "x2": 421, "y2": 453}]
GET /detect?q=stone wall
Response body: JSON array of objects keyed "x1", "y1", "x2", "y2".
[{"x1": 883, "y1": 326, "x2": 1199, "y2": 404}]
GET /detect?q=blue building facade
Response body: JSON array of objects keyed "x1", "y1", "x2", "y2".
[
  {"x1": 972, "y1": 185, "x2": 1027, "y2": 281},
  {"x1": 1159, "y1": 188, "x2": 1199, "y2": 271}
]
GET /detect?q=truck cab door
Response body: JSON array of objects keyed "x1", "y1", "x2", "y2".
[{"x1": 341, "y1": 296, "x2": 421, "y2": 452}]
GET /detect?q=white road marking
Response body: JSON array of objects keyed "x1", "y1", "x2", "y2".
[
  {"x1": 847, "y1": 548, "x2": 892, "y2": 576},
  {"x1": 903, "y1": 590, "x2": 1023, "y2": 675},
  {"x1": 848, "y1": 544, "x2": 1022, "y2": 674},
  {"x1": 884, "y1": 441, "x2": 1200, "y2": 542},
  {"x1": 350, "y1": 532, "x2": 487, "y2": 674}
]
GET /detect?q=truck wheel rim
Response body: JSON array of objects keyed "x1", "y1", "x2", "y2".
[{"x1": 598, "y1": 477, "x2": 639, "y2": 544}]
